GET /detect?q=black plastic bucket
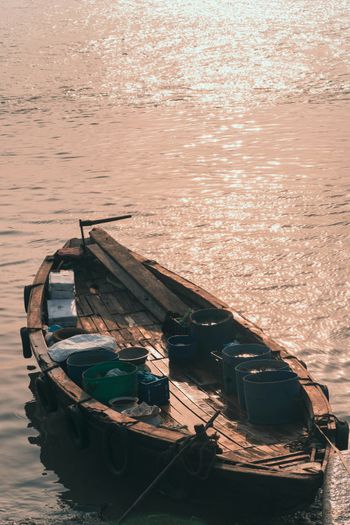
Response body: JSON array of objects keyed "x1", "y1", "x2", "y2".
[
  {"x1": 243, "y1": 370, "x2": 301, "y2": 425},
  {"x1": 222, "y1": 344, "x2": 271, "y2": 396},
  {"x1": 190, "y1": 308, "x2": 235, "y2": 355},
  {"x1": 51, "y1": 327, "x2": 88, "y2": 343},
  {"x1": 235, "y1": 359, "x2": 290, "y2": 410},
  {"x1": 167, "y1": 335, "x2": 196, "y2": 364}
]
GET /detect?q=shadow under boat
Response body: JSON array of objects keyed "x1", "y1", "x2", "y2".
[{"x1": 25, "y1": 371, "x2": 260, "y2": 524}]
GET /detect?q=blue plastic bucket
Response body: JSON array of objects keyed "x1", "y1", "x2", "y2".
[
  {"x1": 167, "y1": 335, "x2": 196, "y2": 363},
  {"x1": 243, "y1": 370, "x2": 301, "y2": 425},
  {"x1": 235, "y1": 359, "x2": 290, "y2": 410},
  {"x1": 66, "y1": 349, "x2": 118, "y2": 387},
  {"x1": 190, "y1": 308, "x2": 235, "y2": 355},
  {"x1": 222, "y1": 344, "x2": 271, "y2": 396}
]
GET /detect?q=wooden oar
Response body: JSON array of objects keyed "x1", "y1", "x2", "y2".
[{"x1": 116, "y1": 410, "x2": 221, "y2": 525}]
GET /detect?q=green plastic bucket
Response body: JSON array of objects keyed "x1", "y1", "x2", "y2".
[{"x1": 82, "y1": 361, "x2": 137, "y2": 403}]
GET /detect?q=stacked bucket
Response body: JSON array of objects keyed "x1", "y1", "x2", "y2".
[{"x1": 166, "y1": 308, "x2": 302, "y2": 425}]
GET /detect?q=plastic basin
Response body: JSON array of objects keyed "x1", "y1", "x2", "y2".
[
  {"x1": 167, "y1": 335, "x2": 196, "y2": 363},
  {"x1": 190, "y1": 308, "x2": 235, "y2": 355},
  {"x1": 82, "y1": 361, "x2": 138, "y2": 403},
  {"x1": 118, "y1": 346, "x2": 149, "y2": 366}
]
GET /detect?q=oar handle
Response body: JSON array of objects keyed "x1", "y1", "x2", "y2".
[
  {"x1": 79, "y1": 215, "x2": 132, "y2": 247},
  {"x1": 79, "y1": 215, "x2": 132, "y2": 227}
]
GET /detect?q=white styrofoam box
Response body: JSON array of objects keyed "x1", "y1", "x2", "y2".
[
  {"x1": 50, "y1": 288, "x2": 75, "y2": 299},
  {"x1": 49, "y1": 270, "x2": 75, "y2": 299},
  {"x1": 49, "y1": 270, "x2": 75, "y2": 287},
  {"x1": 47, "y1": 298, "x2": 77, "y2": 327}
]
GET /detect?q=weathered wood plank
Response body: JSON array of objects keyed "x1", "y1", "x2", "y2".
[
  {"x1": 128, "y1": 311, "x2": 157, "y2": 326},
  {"x1": 137, "y1": 324, "x2": 164, "y2": 341},
  {"x1": 150, "y1": 359, "x2": 252, "y2": 452},
  {"x1": 134, "y1": 252, "x2": 332, "y2": 422},
  {"x1": 145, "y1": 361, "x2": 229, "y2": 444},
  {"x1": 78, "y1": 316, "x2": 96, "y2": 333},
  {"x1": 87, "y1": 244, "x2": 166, "y2": 321},
  {"x1": 140, "y1": 341, "x2": 164, "y2": 360},
  {"x1": 76, "y1": 295, "x2": 94, "y2": 316},
  {"x1": 90, "y1": 229, "x2": 188, "y2": 316},
  {"x1": 109, "y1": 329, "x2": 128, "y2": 347},
  {"x1": 88, "y1": 314, "x2": 110, "y2": 335},
  {"x1": 85, "y1": 294, "x2": 120, "y2": 331},
  {"x1": 99, "y1": 293, "x2": 125, "y2": 314},
  {"x1": 32, "y1": 255, "x2": 55, "y2": 286},
  {"x1": 112, "y1": 291, "x2": 144, "y2": 313},
  {"x1": 27, "y1": 284, "x2": 45, "y2": 329},
  {"x1": 139, "y1": 259, "x2": 226, "y2": 308}
]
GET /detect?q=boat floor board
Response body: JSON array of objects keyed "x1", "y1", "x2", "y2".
[
  {"x1": 24, "y1": 229, "x2": 335, "y2": 514},
  {"x1": 72, "y1": 247, "x2": 314, "y2": 468}
]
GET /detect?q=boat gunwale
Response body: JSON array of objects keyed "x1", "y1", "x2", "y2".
[{"x1": 26, "y1": 232, "x2": 333, "y2": 480}]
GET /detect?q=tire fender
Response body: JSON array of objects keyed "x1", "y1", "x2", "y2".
[
  {"x1": 35, "y1": 375, "x2": 57, "y2": 413},
  {"x1": 299, "y1": 359, "x2": 308, "y2": 370},
  {"x1": 20, "y1": 327, "x2": 32, "y2": 359},
  {"x1": 65, "y1": 404, "x2": 90, "y2": 450},
  {"x1": 320, "y1": 384, "x2": 330, "y2": 401},
  {"x1": 103, "y1": 424, "x2": 129, "y2": 477},
  {"x1": 335, "y1": 419, "x2": 349, "y2": 451},
  {"x1": 24, "y1": 285, "x2": 33, "y2": 313}
]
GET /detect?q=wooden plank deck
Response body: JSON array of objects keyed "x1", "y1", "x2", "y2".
[{"x1": 71, "y1": 244, "x2": 313, "y2": 469}]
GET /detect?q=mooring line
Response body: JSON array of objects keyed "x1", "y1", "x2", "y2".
[{"x1": 315, "y1": 423, "x2": 350, "y2": 477}]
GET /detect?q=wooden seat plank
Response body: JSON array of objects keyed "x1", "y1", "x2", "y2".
[
  {"x1": 90, "y1": 229, "x2": 188, "y2": 317},
  {"x1": 87, "y1": 244, "x2": 166, "y2": 321}
]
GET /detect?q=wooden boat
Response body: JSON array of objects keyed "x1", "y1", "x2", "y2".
[{"x1": 21, "y1": 220, "x2": 348, "y2": 516}]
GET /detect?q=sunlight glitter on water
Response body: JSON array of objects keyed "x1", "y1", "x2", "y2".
[{"x1": 1, "y1": 0, "x2": 350, "y2": 523}]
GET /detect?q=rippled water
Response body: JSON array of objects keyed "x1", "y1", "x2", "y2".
[{"x1": 1, "y1": 0, "x2": 349, "y2": 523}]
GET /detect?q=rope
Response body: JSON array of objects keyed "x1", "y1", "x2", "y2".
[
  {"x1": 180, "y1": 435, "x2": 218, "y2": 480},
  {"x1": 314, "y1": 423, "x2": 350, "y2": 477},
  {"x1": 116, "y1": 410, "x2": 221, "y2": 525}
]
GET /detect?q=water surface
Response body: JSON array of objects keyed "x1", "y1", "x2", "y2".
[{"x1": 1, "y1": 0, "x2": 349, "y2": 523}]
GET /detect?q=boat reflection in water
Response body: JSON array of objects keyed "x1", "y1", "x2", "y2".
[{"x1": 25, "y1": 372, "x2": 219, "y2": 525}]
